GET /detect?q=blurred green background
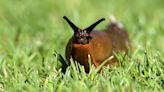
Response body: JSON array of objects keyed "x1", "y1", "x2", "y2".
[{"x1": 0, "y1": 0, "x2": 164, "y2": 91}]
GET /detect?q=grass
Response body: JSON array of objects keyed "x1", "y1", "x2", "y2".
[{"x1": 0, "y1": 0, "x2": 164, "y2": 91}]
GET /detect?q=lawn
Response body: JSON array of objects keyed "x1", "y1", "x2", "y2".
[{"x1": 0, "y1": 0, "x2": 164, "y2": 92}]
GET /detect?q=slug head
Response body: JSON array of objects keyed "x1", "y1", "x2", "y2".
[{"x1": 63, "y1": 16, "x2": 105, "y2": 44}]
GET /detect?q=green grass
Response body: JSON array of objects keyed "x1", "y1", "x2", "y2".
[{"x1": 0, "y1": 0, "x2": 164, "y2": 91}]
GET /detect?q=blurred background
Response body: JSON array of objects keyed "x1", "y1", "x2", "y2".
[{"x1": 0, "y1": 0, "x2": 164, "y2": 57}]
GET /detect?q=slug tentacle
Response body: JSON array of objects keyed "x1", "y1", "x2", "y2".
[
  {"x1": 85, "y1": 18, "x2": 105, "y2": 33},
  {"x1": 63, "y1": 16, "x2": 79, "y2": 32}
]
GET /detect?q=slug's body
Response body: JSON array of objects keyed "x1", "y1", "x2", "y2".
[{"x1": 63, "y1": 16, "x2": 131, "y2": 73}]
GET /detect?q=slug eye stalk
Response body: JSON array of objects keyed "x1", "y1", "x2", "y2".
[
  {"x1": 63, "y1": 16, "x2": 105, "y2": 34},
  {"x1": 85, "y1": 18, "x2": 105, "y2": 33},
  {"x1": 63, "y1": 16, "x2": 80, "y2": 33}
]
